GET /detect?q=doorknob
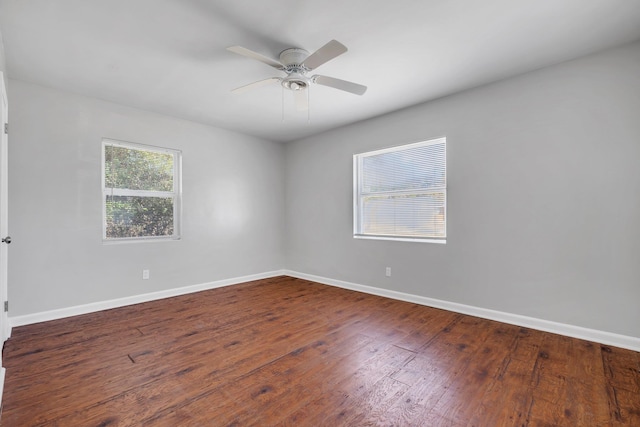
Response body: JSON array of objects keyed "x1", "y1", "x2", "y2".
[{"x1": 1, "y1": 236, "x2": 10, "y2": 244}]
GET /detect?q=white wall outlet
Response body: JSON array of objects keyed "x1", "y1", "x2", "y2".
[
  {"x1": 385, "y1": 267, "x2": 391, "y2": 277},
  {"x1": 142, "y1": 269, "x2": 150, "y2": 280}
]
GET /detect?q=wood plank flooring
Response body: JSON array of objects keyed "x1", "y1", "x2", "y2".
[{"x1": 1, "y1": 276, "x2": 639, "y2": 426}]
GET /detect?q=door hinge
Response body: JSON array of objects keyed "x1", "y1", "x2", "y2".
[
  {"x1": 3, "y1": 301, "x2": 7, "y2": 312},
  {"x1": 3, "y1": 123, "x2": 7, "y2": 134}
]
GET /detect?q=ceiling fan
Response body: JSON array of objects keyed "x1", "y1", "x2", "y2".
[{"x1": 227, "y1": 40, "x2": 367, "y2": 111}]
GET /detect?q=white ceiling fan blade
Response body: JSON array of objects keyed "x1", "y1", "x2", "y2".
[
  {"x1": 313, "y1": 75, "x2": 367, "y2": 95},
  {"x1": 302, "y1": 40, "x2": 347, "y2": 70},
  {"x1": 293, "y1": 89, "x2": 308, "y2": 111},
  {"x1": 231, "y1": 77, "x2": 281, "y2": 94},
  {"x1": 227, "y1": 46, "x2": 284, "y2": 69}
]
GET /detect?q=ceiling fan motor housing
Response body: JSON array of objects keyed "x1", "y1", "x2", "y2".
[{"x1": 279, "y1": 48, "x2": 308, "y2": 67}]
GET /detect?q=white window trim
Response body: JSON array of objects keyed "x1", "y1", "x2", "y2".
[
  {"x1": 102, "y1": 138, "x2": 182, "y2": 243},
  {"x1": 353, "y1": 137, "x2": 447, "y2": 244}
]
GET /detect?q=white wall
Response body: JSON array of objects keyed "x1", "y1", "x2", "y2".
[
  {"x1": 285, "y1": 41, "x2": 640, "y2": 338},
  {"x1": 0, "y1": 22, "x2": 7, "y2": 90},
  {"x1": 8, "y1": 80, "x2": 285, "y2": 316}
]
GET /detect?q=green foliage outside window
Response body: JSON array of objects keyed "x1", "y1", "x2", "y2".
[
  {"x1": 105, "y1": 196, "x2": 174, "y2": 238},
  {"x1": 105, "y1": 146, "x2": 173, "y2": 191}
]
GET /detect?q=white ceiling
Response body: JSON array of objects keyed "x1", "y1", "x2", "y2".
[{"x1": 1, "y1": 0, "x2": 640, "y2": 143}]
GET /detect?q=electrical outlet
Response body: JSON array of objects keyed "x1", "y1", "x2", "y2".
[
  {"x1": 385, "y1": 267, "x2": 391, "y2": 277},
  {"x1": 142, "y1": 269, "x2": 150, "y2": 280}
]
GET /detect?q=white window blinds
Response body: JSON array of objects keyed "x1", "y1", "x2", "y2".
[{"x1": 354, "y1": 137, "x2": 446, "y2": 242}]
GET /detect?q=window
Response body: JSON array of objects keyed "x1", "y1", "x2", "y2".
[
  {"x1": 102, "y1": 139, "x2": 181, "y2": 242},
  {"x1": 353, "y1": 137, "x2": 446, "y2": 243}
]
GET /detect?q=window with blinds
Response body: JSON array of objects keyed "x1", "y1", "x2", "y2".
[
  {"x1": 102, "y1": 139, "x2": 182, "y2": 242},
  {"x1": 353, "y1": 137, "x2": 446, "y2": 243}
]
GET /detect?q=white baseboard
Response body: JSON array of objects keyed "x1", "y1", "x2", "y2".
[
  {"x1": 284, "y1": 270, "x2": 640, "y2": 352},
  {"x1": 9, "y1": 270, "x2": 287, "y2": 328}
]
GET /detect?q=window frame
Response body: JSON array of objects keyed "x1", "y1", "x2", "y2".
[
  {"x1": 101, "y1": 138, "x2": 182, "y2": 243},
  {"x1": 353, "y1": 137, "x2": 447, "y2": 244}
]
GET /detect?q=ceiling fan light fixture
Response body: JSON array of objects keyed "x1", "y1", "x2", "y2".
[{"x1": 281, "y1": 72, "x2": 309, "y2": 91}]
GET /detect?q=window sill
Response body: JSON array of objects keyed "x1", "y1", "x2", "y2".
[
  {"x1": 354, "y1": 235, "x2": 446, "y2": 244},
  {"x1": 102, "y1": 236, "x2": 181, "y2": 245}
]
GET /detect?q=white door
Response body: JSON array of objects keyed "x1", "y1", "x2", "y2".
[
  {"x1": 0, "y1": 72, "x2": 8, "y2": 404},
  {"x1": 0, "y1": 73, "x2": 9, "y2": 343}
]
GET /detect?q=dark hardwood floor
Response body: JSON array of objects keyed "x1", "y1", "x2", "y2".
[{"x1": 1, "y1": 276, "x2": 639, "y2": 426}]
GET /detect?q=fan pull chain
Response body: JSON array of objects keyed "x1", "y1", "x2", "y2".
[{"x1": 281, "y1": 86, "x2": 285, "y2": 123}]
